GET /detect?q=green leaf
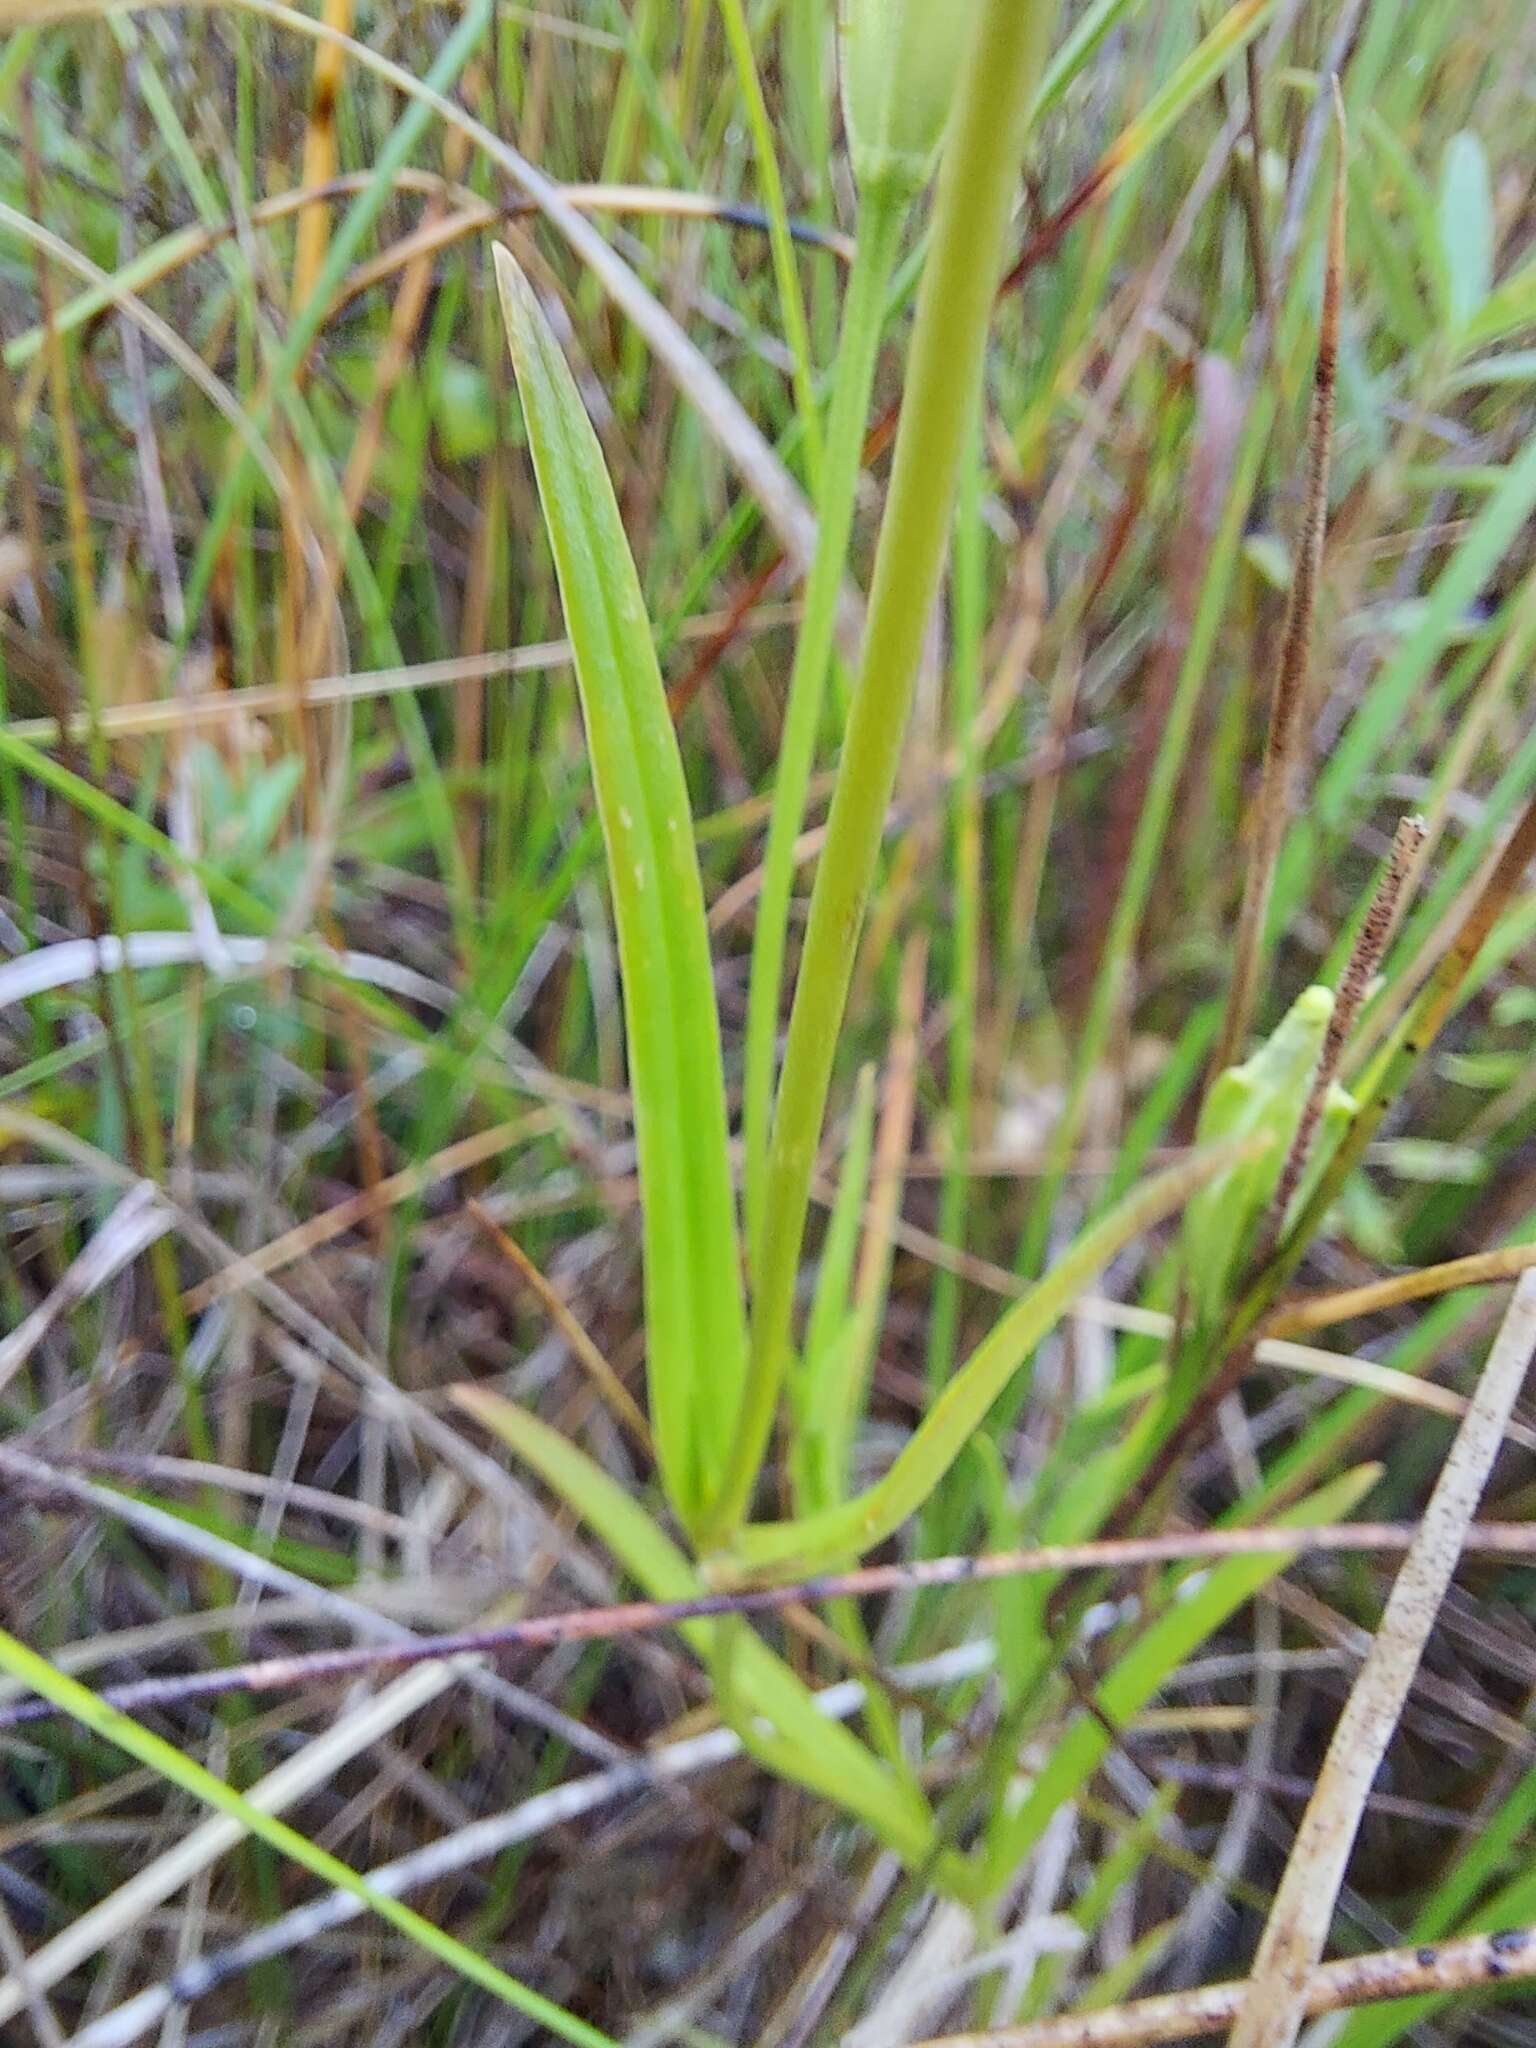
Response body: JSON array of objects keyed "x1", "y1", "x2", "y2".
[
  {"x1": 1031, "y1": 0, "x2": 1144, "y2": 121},
  {"x1": 1439, "y1": 130, "x2": 1494, "y2": 331},
  {"x1": 0, "y1": 1625, "x2": 616, "y2": 2048},
  {"x1": 1332, "y1": 1762, "x2": 1536, "y2": 2048},
  {"x1": 451, "y1": 1386, "x2": 957, "y2": 1881},
  {"x1": 1180, "y1": 985, "x2": 1332, "y2": 1329},
  {"x1": 1464, "y1": 258, "x2": 1536, "y2": 350},
  {"x1": 726, "y1": 1144, "x2": 1238, "y2": 1578},
  {"x1": 982, "y1": 1463, "x2": 1380, "y2": 1886},
  {"x1": 1096, "y1": 0, "x2": 1277, "y2": 202},
  {"x1": 493, "y1": 244, "x2": 748, "y2": 1535}
]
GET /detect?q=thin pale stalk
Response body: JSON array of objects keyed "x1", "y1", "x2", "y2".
[
  {"x1": 1229, "y1": 1270, "x2": 1536, "y2": 2048},
  {"x1": 12, "y1": 1516, "x2": 1536, "y2": 1727},
  {"x1": 925, "y1": 416, "x2": 985, "y2": 1401},
  {"x1": 1269, "y1": 1240, "x2": 1536, "y2": 1335},
  {"x1": 715, "y1": 0, "x2": 822, "y2": 480},
  {"x1": 908, "y1": 1923, "x2": 1536, "y2": 2048},
  {"x1": 743, "y1": 184, "x2": 907, "y2": 1267}
]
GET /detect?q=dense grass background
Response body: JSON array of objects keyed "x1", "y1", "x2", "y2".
[{"x1": 4, "y1": 1, "x2": 1536, "y2": 2042}]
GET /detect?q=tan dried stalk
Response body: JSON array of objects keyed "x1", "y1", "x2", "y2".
[
  {"x1": 1269, "y1": 1235, "x2": 1536, "y2": 1334},
  {"x1": 910, "y1": 1920, "x2": 1536, "y2": 2047},
  {"x1": 1228, "y1": 1268, "x2": 1536, "y2": 2048}
]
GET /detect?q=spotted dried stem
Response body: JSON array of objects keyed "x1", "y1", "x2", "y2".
[
  {"x1": 9, "y1": 1514, "x2": 1536, "y2": 1729},
  {"x1": 1262, "y1": 812, "x2": 1426, "y2": 1243},
  {"x1": 1212, "y1": 84, "x2": 1346, "y2": 1075}
]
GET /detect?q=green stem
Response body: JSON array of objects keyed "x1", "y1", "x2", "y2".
[
  {"x1": 925, "y1": 414, "x2": 985, "y2": 1398},
  {"x1": 709, "y1": 0, "x2": 1061, "y2": 1546},
  {"x1": 743, "y1": 181, "x2": 908, "y2": 1268},
  {"x1": 716, "y1": 0, "x2": 823, "y2": 482}
]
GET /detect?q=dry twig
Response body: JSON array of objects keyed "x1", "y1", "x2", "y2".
[
  {"x1": 1229, "y1": 1269, "x2": 1536, "y2": 2048},
  {"x1": 910, "y1": 1921, "x2": 1536, "y2": 2047}
]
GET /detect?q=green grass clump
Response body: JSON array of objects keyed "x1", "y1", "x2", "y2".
[{"x1": 2, "y1": 1, "x2": 1536, "y2": 2042}]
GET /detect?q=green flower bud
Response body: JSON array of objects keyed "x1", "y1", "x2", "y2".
[{"x1": 839, "y1": 0, "x2": 980, "y2": 199}]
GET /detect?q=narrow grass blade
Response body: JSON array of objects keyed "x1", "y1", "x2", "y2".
[
  {"x1": 0, "y1": 1628, "x2": 616, "y2": 2048},
  {"x1": 728, "y1": 1143, "x2": 1241, "y2": 1578},
  {"x1": 1438, "y1": 130, "x2": 1494, "y2": 333},
  {"x1": 983, "y1": 1464, "x2": 1380, "y2": 1887},
  {"x1": 1316, "y1": 428, "x2": 1536, "y2": 828},
  {"x1": 493, "y1": 244, "x2": 748, "y2": 1534},
  {"x1": 451, "y1": 1386, "x2": 949, "y2": 1877}
]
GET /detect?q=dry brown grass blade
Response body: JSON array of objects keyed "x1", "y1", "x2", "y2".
[
  {"x1": 1211, "y1": 82, "x2": 1346, "y2": 1074},
  {"x1": 909, "y1": 1922, "x2": 1536, "y2": 2047},
  {"x1": 466, "y1": 1199, "x2": 652, "y2": 1453},
  {"x1": 1228, "y1": 1267, "x2": 1536, "y2": 2048},
  {"x1": 1269, "y1": 1236, "x2": 1536, "y2": 1334},
  {"x1": 292, "y1": 0, "x2": 351, "y2": 306},
  {"x1": 5, "y1": 603, "x2": 804, "y2": 748},
  {"x1": 248, "y1": 0, "x2": 824, "y2": 574},
  {"x1": 4, "y1": 170, "x2": 849, "y2": 373},
  {"x1": 0, "y1": 0, "x2": 829, "y2": 572},
  {"x1": 181, "y1": 1114, "x2": 551, "y2": 1310}
]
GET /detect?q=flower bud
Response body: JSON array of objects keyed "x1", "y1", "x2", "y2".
[{"x1": 839, "y1": 0, "x2": 979, "y2": 199}]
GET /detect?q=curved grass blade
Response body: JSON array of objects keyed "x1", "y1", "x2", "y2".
[
  {"x1": 451, "y1": 1386, "x2": 956, "y2": 1882},
  {"x1": 726, "y1": 1143, "x2": 1242, "y2": 1579},
  {"x1": 982, "y1": 1463, "x2": 1380, "y2": 1887},
  {"x1": 493, "y1": 244, "x2": 748, "y2": 1534}
]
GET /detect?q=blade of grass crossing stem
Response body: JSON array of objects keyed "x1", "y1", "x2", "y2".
[
  {"x1": 1031, "y1": 0, "x2": 1143, "y2": 121},
  {"x1": 1334, "y1": 1769, "x2": 1536, "y2": 2048},
  {"x1": 493, "y1": 245, "x2": 748, "y2": 1536},
  {"x1": 981, "y1": 1463, "x2": 1380, "y2": 1889},
  {"x1": 718, "y1": 0, "x2": 1063, "y2": 1546},
  {"x1": 727, "y1": 1143, "x2": 1240, "y2": 1579},
  {"x1": 1093, "y1": 0, "x2": 1276, "y2": 196},
  {"x1": 450, "y1": 1386, "x2": 953, "y2": 1880},
  {"x1": 0, "y1": 1627, "x2": 615, "y2": 2048}
]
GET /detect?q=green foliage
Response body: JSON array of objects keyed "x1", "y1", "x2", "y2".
[
  {"x1": 493, "y1": 244, "x2": 749, "y2": 1537},
  {"x1": 1180, "y1": 985, "x2": 1335, "y2": 1329},
  {"x1": 6, "y1": 0, "x2": 1536, "y2": 2032}
]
